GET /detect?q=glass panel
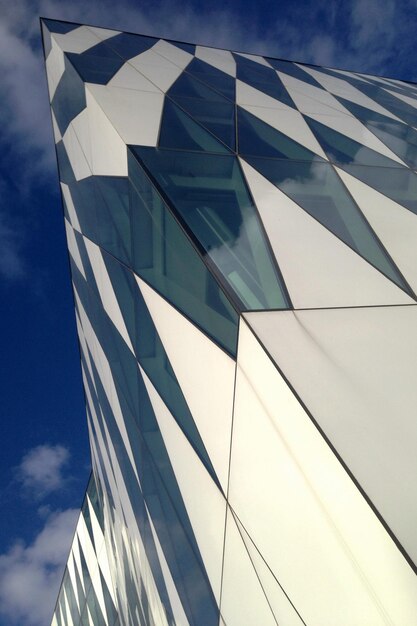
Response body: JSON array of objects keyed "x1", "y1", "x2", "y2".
[
  {"x1": 355, "y1": 84, "x2": 417, "y2": 127},
  {"x1": 132, "y1": 147, "x2": 290, "y2": 310},
  {"x1": 105, "y1": 32, "x2": 158, "y2": 60},
  {"x1": 185, "y1": 57, "x2": 235, "y2": 100},
  {"x1": 171, "y1": 40, "x2": 196, "y2": 54},
  {"x1": 238, "y1": 106, "x2": 322, "y2": 160},
  {"x1": 51, "y1": 56, "x2": 86, "y2": 135},
  {"x1": 159, "y1": 99, "x2": 230, "y2": 153},
  {"x1": 306, "y1": 117, "x2": 405, "y2": 167},
  {"x1": 266, "y1": 58, "x2": 322, "y2": 87},
  {"x1": 168, "y1": 96, "x2": 235, "y2": 150},
  {"x1": 233, "y1": 53, "x2": 295, "y2": 108},
  {"x1": 168, "y1": 72, "x2": 228, "y2": 102},
  {"x1": 42, "y1": 18, "x2": 80, "y2": 34},
  {"x1": 338, "y1": 97, "x2": 417, "y2": 169},
  {"x1": 340, "y1": 163, "x2": 417, "y2": 215},
  {"x1": 128, "y1": 150, "x2": 239, "y2": 354},
  {"x1": 244, "y1": 156, "x2": 410, "y2": 291},
  {"x1": 66, "y1": 51, "x2": 123, "y2": 84}
]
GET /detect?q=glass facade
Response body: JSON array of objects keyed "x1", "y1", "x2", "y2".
[{"x1": 43, "y1": 18, "x2": 417, "y2": 626}]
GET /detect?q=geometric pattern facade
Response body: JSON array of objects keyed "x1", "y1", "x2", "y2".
[{"x1": 42, "y1": 18, "x2": 417, "y2": 626}]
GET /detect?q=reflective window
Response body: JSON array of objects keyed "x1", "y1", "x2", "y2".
[
  {"x1": 185, "y1": 57, "x2": 235, "y2": 100},
  {"x1": 266, "y1": 58, "x2": 322, "y2": 87},
  {"x1": 51, "y1": 57, "x2": 86, "y2": 135},
  {"x1": 233, "y1": 53, "x2": 295, "y2": 107},
  {"x1": 132, "y1": 147, "x2": 290, "y2": 310}
]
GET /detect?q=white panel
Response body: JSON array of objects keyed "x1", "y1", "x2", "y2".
[
  {"x1": 61, "y1": 183, "x2": 81, "y2": 231},
  {"x1": 236, "y1": 80, "x2": 290, "y2": 109},
  {"x1": 88, "y1": 499, "x2": 105, "y2": 554},
  {"x1": 240, "y1": 103, "x2": 328, "y2": 158},
  {"x1": 232, "y1": 514, "x2": 305, "y2": 626},
  {"x1": 331, "y1": 68, "x2": 375, "y2": 83},
  {"x1": 45, "y1": 37, "x2": 65, "y2": 100},
  {"x1": 71, "y1": 531, "x2": 85, "y2": 594},
  {"x1": 245, "y1": 306, "x2": 417, "y2": 568},
  {"x1": 195, "y1": 46, "x2": 236, "y2": 76},
  {"x1": 67, "y1": 552, "x2": 80, "y2": 612},
  {"x1": 152, "y1": 39, "x2": 193, "y2": 68},
  {"x1": 71, "y1": 109, "x2": 92, "y2": 173},
  {"x1": 229, "y1": 319, "x2": 417, "y2": 625},
  {"x1": 51, "y1": 26, "x2": 104, "y2": 53},
  {"x1": 85, "y1": 87, "x2": 127, "y2": 176},
  {"x1": 240, "y1": 160, "x2": 413, "y2": 307},
  {"x1": 64, "y1": 590, "x2": 75, "y2": 626},
  {"x1": 62, "y1": 123, "x2": 92, "y2": 181},
  {"x1": 77, "y1": 515, "x2": 97, "y2": 580},
  {"x1": 141, "y1": 366, "x2": 226, "y2": 602},
  {"x1": 86, "y1": 26, "x2": 121, "y2": 41},
  {"x1": 221, "y1": 511, "x2": 278, "y2": 626},
  {"x1": 108, "y1": 63, "x2": 161, "y2": 92},
  {"x1": 299, "y1": 65, "x2": 404, "y2": 121},
  {"x1": 89, "y1": 556, "x2": 107, "y2": 624},
  {"x1": 65, "y1": 220, "x2": 86, "y2": 280},
  {"x1": 336, "y1": 167, "x2": 417, "y2": 294},
  {"x1": 97, "y1": 543, "x2": 117, "y2": 606},
  {"x1": 146, "y1": 504, "x2": 191, "y2": 626},
  {"x1": 86, "y1": 83, "x2": 164, "y2": 146},
  {"x1": 305, "y1": 111, "x2": 406, "y2": 165},
  {"x1": 136, "y1": 277, "x2": 236, "y2": 491},
  {"x1": 236, "y1": 52, "x2": 272, "y2": 67},
  {"x1": 83, "y1": 237, "x2": 134, "y2": 353},
  {"x1": 128, "y1": 49, "x2": 186, "y2": 92},
  {"x1": 51, "y1": 110, "x2": 62, "y2": 143},
  {"x1": 278, "y1": 71, "x2": 352, "y2": 116}
]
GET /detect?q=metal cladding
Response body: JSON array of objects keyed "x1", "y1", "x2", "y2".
[{"x1": 42, "y1": 18, "x2": 417, "y2": 626}]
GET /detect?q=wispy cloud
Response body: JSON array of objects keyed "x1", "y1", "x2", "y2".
[
  {"x1": 17, "y1": 444, "x2": 70, "y2": 498},
  {"x1": 0, "y1": 508, "x2": 78, "y2": 626}
]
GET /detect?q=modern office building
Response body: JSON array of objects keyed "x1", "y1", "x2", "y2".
[{"x1": 42, "y1": 18, "x2": 417, "y2": 626}]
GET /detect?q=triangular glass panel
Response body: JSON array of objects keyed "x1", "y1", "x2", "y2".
[
  {"x1": 132, "y1": 146, "x2": 290, "y2": 310},
  {"x1": 185, "y1": 57, "x2": 235, "y2": 100},
  {"x1": 168, "y1": 72, "x2": 236, "y2": 149},
  {"x1": 306, "y1": 116, "x2": 405, "y2": 167},
  {"x1": 243, "y1": 156, "x2": 411, "y2": 293},
  {"x1": 41, "y1": 18, "x2": 80, "y2": 34},
  {"x1": 66, "y1": 43, "x2": 124, "y2": 84},
  {"x1": 171, "y1": 40, "x2": 196, "y2": 54},
  {"x1": 266, "y1": 58, "x2": 323, "y2": 87},
  {"x1": 233, "y1": 53, "x2": 295, "y2": 108},
  {"x1": 104, "y1": 32, "x2": 158, "y2": 60},
  {"x1": 159, "y1": 98, "x2": 230, "y2": 153},
  {"x1": 353, "y1": 83, "x2": 417, "y2": 127},
  {"x1": 238, "y1": 106, "x2": 323, "y2": 161},
  {"x1": 338, "y1": 96, "x2": 417, "y2": 169},
  {"x1": 51, "y1": 56, "x2": 86, "y2": 135},
  {"x1": 127, "y1": 149, "x2": 239, "y2": 354}
]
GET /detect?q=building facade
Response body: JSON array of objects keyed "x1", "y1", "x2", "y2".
[{"x1": 42, "y1": 18, "x2": 417, "y2": 626}]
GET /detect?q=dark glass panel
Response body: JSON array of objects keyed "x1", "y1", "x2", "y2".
[
  {"x1": 171, "y1": 40, "x2": 196, "y2": 54},
  {"x1": 168, "y1": 72, "x2": 228, "y2": 102},
  {"x1": 105, "y1": 32, "x2": 158, "y2": 60},
  {"x1": 233, "y1": 53, "x2": 295, "y2": 108},
  {"x1": 244, "y1": 156, "x2": 410, "y2": 291},
  {"x1": 338, "y1": 97, "x2": 417, "y2": 169},
  {"x1": 354, "y1": 84, "x2": 417, "y2": 127},
  {"x1": 132, "y1": 147, "x2": 290, "y2": 310},
  {"x1": 340, "y1": 163, "x2": 417, "y2": 215},
  {"x1": 51, "y1": 56, "x2": 86, "y2": 135},
  {"x1": 159, "y1": 98, "x2": 230, "y2": 153},
  {"x1": 168, "y1": 96, "x2": 235, "y2": 150},
  {"x1": 66, "y1": 51, "x2": 124, "y2": 84},
  {"x1": 266, "y1": 58, "x2": 323, "y2": 87},
  {"x1": 238, "y1": 106, "x2": 322, "y2": 161},
  {"x1": 306, "y1": 116, "x2": 404, "y2": 167},
  {"x1": 41, "y1": 18, "x2": 80, "y2": 34},
  {"x1": 56, "y1": 141, "x2": 75, "y2": 185},
  {"x1": 185, "y1": 57, "x2": 235, "y2": 100},
  {"x1": 128, "y1": 150, "x2": 239, "y2": 354}
]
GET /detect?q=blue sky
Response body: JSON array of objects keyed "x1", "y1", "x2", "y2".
[{"x1": 1, "y1": 0, "x2": 417, "y2": 624}]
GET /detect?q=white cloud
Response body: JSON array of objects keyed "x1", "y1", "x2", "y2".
[
  {"x1": 18, "y1": 444, "x2": 70, "y2": 497},
  {"x1": 0, "y1": 508, "x2": 79, "y2": 626}
]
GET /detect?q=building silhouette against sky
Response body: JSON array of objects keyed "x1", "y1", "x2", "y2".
[{"x1": 42, "y1": 18, "x2": 417, "y2": 626}]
